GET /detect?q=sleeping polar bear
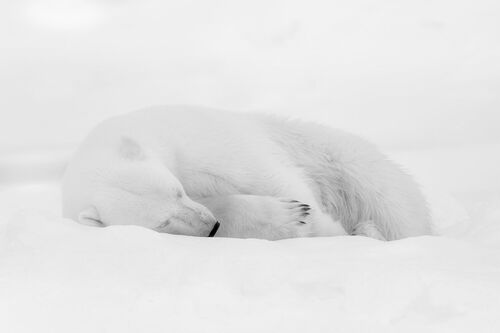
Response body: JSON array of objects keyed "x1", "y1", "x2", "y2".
[{"x1": 62, "y1": 105, "x2": 432, "y2": 241}]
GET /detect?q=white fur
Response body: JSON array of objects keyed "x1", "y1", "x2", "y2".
[{"x1": 62, "y1": 105, "x2": 432, "y2": 240}]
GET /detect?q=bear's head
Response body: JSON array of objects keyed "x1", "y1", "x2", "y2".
[{"x1": 63, "y1": 136, "x2": 219, "y2": 237}]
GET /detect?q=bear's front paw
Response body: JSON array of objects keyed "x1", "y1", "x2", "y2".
[
  {"x1": 279, "y1": 199, "x2": 311, "y2": 223},
  {"x1": 261, "y1": 198, "x2": 313, "y2": 239}
]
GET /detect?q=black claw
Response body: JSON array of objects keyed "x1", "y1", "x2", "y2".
[
  {"x1": 301, "y1": 211, "x2": 310, "y2": 217},
  {"x1": 299, "y1": 221, "x2": 306, "y2": 224},
  {"x1": 290, "y1": 200, "x2": 300, "y2": 203}
]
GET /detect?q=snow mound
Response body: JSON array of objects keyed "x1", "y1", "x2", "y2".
[{"x1": 1, "y1": 209, "x2": 499, "y2": 333}]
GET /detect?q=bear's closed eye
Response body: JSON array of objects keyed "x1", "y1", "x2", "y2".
[{"x1": 158, "y1": 220, "x2": 171, "y2": 229}]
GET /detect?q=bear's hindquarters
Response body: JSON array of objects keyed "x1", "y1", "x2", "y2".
[{"x1": 263, "y1": 117, "x2": 432, "y2": 240}]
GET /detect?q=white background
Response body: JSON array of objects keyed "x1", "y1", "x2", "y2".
[
  {"x1": 1, "y1": 1, "x2": 500, "y2": 332},
  {"x1": 1, "y1": 0, "x2": 499, "y2": 152}
]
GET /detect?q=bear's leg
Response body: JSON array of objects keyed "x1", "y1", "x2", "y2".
[
  {"x1": 272, "y1": 183, "x2": 348, "y2": 238},
  {"x1": 195, "y1": 195, "x2": 318, "y2": 240},
  {"x1": 196, "y1": 195, "x2": 311, "y2": 240}
]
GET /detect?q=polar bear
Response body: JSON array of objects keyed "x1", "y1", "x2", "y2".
[{"x1": 62, "y1": 105, "x2": 432, "y2": 240}]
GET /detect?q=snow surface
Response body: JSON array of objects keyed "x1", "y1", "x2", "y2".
[
  {"x1": 1, "y1": 212, "x2": 500, "y2": 333},
  {"x1": 1, "y1": 0, "x2": 500, "y2": 332},
  {"x1": 1, "y1": 145, "x2": 499, "y2": 333}
]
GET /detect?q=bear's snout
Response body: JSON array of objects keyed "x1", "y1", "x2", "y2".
[
  {"x1": 156, "y1": 198, "x2": 219, "y2": 237},
  {"x1": 208, "y1": 221, "x2": 220, "y2": 237}
]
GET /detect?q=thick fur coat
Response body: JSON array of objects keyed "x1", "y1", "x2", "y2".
[{"x1": 62, "y1": 105, "x2": 432, "y2": 240}]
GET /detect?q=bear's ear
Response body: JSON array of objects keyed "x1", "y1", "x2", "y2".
[
  {"x1": 117, "y1": 136, "x2": 147, "y2": 161},
  {"x1": 78, "y1": 207, "x2": 104, "y2": 227}
]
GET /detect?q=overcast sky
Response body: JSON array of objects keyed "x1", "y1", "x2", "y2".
[{"x1": 1, "y1": 0, "x2": 499, "y2": 152}]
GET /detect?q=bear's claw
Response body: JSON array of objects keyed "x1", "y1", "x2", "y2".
[{"x1": 279, "y1": 198, "x2": 312, "y2": 223}]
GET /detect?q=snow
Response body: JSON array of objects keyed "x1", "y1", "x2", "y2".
[
  {"x1": 1, "y1": 145, "x2": 500, "y2": 333},
  {"x1": 1, "y1": 0, "x2": 500, "y2": 331},
  {"x1": 1, "y1": 206, "x2": 500, "y2": 333}
]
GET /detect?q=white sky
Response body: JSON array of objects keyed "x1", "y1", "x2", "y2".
[{"x1": 1, "y1": 0, "x2": 499, "y2": 152}]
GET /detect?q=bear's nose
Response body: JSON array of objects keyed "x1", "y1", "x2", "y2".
[{"x1": 208, "y1": 221, "x2": 220, "y2": 237}]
